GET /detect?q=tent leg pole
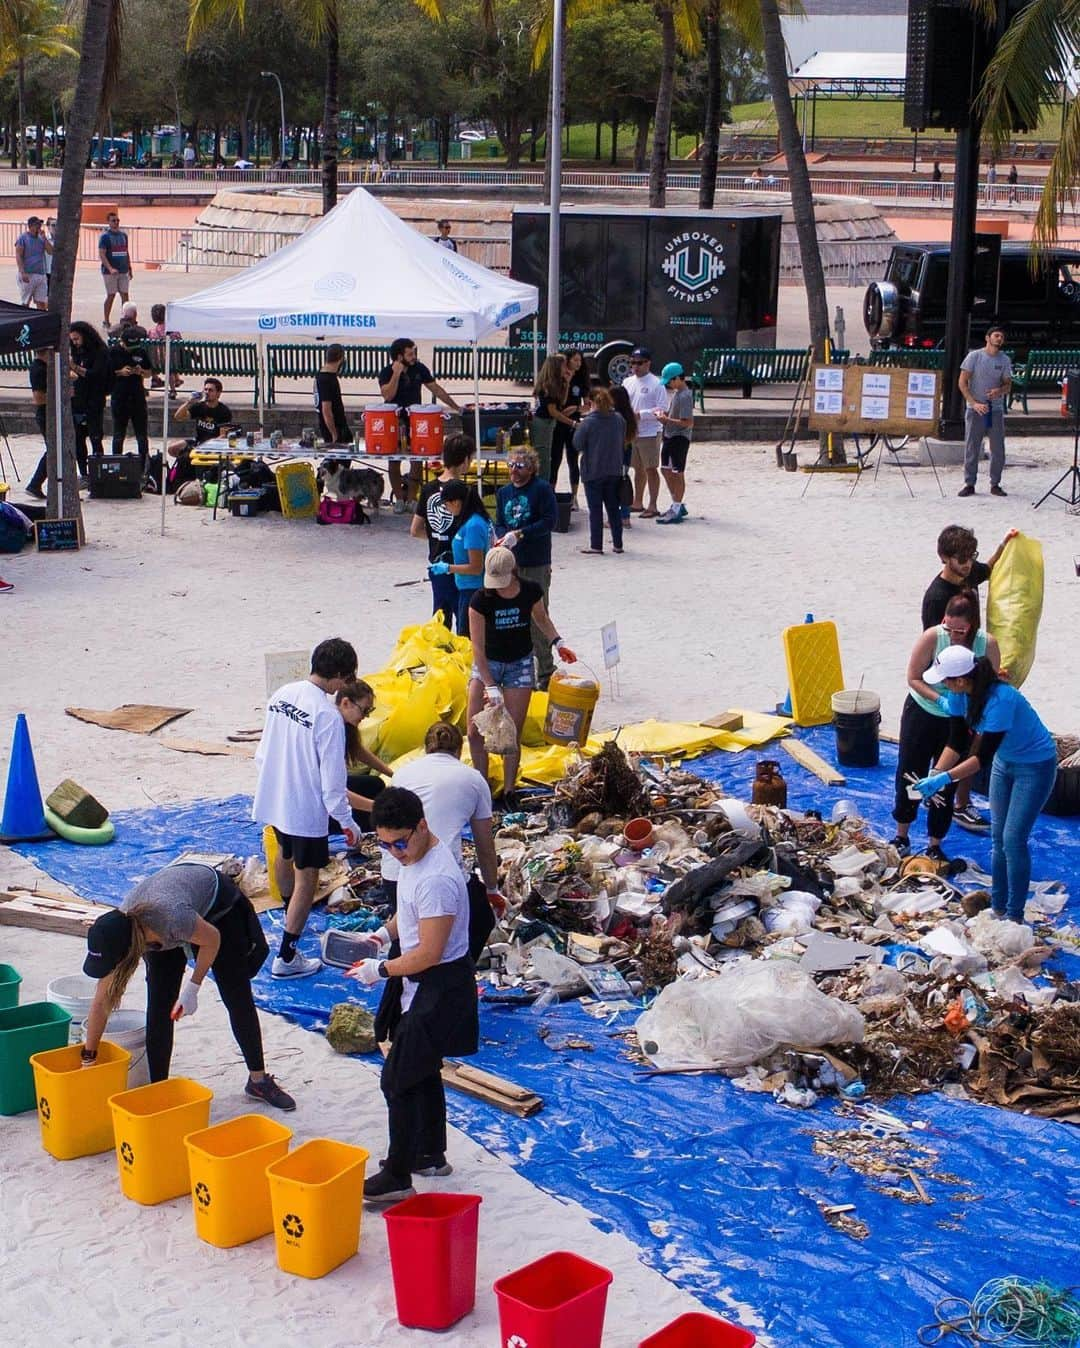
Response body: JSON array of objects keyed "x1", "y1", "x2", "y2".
[
  {"x1": 160, "y1": 335, "x2": 171, "y2": 536},
  {"x1": 472, "y1": 342, "x2": 482, "y2": 495},
  {"x1": 532, "y1": 320, "x2": 538, "y2": 388},
  {"x1": 258, "y1": 331, "x2": 266, "y2": 427}
]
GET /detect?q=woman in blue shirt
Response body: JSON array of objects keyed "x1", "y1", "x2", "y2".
[
  {"x1": 430, "y1": 478, "x2": 492, "y2": 634},
  {"x1": 914, "y1": 646, "x2": 1057, "y2": 922}
]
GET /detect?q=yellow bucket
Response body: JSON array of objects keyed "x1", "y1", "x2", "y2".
[
  {"x1": 109, "y1": 1077, "x2": 213, "y2": 1205},
  {"x1": 185, "y1": 1113, "x2": 293, "y2": 1248},
  {"x1": 262, "y1": 824, "x2": 284, "y2": 906},
  {"x1": 31, "y1": 1041, "x2": 131, "y2": 1160},
  {"x1": 266, "y1": 1138, "x2": 369, "y2": 1278},
  {"x1": 543, "y1": 669, "x2": 600, "y2": 746}
]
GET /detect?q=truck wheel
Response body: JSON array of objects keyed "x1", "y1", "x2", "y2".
[
  {"x1": 863, "y1": 281, "x2": 900, "y2": 340},
  {"x1": 596, "y1": 341, "x2": 635, "y2": 386}
]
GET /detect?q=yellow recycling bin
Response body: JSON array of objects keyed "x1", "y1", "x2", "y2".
[
  {"x1": 266, "y1": 1138, "x2": 369, "y2": 1278},
  {"x1": 185, "y1": 1113, "x2": 293, "y2": 1248},
  {"x1": 109, "y1": 1077, "x2": 213, "y2": 1205},
  {"x1": 31, "y1": 1041, "x2": 131, "y2": 1160}
]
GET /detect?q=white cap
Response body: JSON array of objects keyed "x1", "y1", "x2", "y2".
[{"x1": 924, "y1": 644, "x2": 976, "y2": 684}]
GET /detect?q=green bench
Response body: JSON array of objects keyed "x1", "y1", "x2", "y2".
[
  {"x1": 143, "y1": 339, "x2": 261, "y2": 406},
  {"x1": 690, "y1": 347, "x2": 848, "y2": 408},
  {"x1": 0, "y1": 350, "x2": 34, "y2": 377},
  {"x1": 431, "y1": 346, "x2": 535, "y2": 384},
  {"x1": 862, "y1": 348, "x2": 945, "y2": 369},
  {"x1": 1009, "y1": 349, "x2": 1080, "y2": 413},
  {"x1": 265, "y1": 342, "x2": 388, "y2": 403}
]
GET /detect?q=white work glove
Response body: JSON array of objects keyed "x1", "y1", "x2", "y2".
[
  {"x1": 171, "y1": 978, "x2": 200, "y2": 1021},
  {"x1": 499, "y1": 530, "x2": 520, "y2": 551},
  {"x1": 484, "y1": 685, "x2": 504, "y2": 706},
  {"x1": 343, "y1": 823, "x2": 361, "y2": 849},
  {"x1": 347, "y1": 958, "x2": 384, "y2": 986},
  {"x1": 371, "y1": 925, "x2": 392, "y2": 954}
]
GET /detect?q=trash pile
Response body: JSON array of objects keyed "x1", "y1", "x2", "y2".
[{"x1": 480, "y1": 744, "x2": 1079, "y2": 1122}]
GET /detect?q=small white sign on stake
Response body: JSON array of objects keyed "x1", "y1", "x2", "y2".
[{"x1": 601, "y1": 622, "x2": 620, "y2": 669}]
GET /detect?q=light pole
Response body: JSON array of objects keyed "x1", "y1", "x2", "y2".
[
  {"x1": 546, "y1": 0, "x2": 565, "y2": 356},
  {"x1": 261, "y1": 71, "x2": 287, "y2": 165}
]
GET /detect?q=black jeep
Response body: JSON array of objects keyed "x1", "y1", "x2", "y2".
[{"x1": 864, "y1": 241, "x2": 1080, "y2": 358}]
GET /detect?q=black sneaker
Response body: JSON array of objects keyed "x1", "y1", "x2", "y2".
[
  {"x1": 245, "y1": 1074, "x2": 296, "y2": 1111},
  {"x1": 953, "y1": 803, "x2": 990, "y2": 832},
  {"x1": 925, "y1": 844, "x2": 949, "y2": 864},
  {"x1": 890, "y1": 835, "x2": 911, "y2": 857},
  {"x1": 990, "y1": 484, "x2": 1007, "y2": 497},
  {"x1": 379, "y1": 1153, "x2": 453, "y2": 1177},
  {"x1": 363, "y1": 1166, "x2": 416, "y2": 1204},
  {"x1": 24, "y1": 483, "x2": 46, "y2": 500},
  {"x1": 957, "y1": 484, "x2": 975, "y2": 497}
]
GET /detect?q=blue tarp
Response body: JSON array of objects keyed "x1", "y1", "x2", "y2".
[{"x1": 14, "y1": 730, "x2": 1080, "y2": 1346}]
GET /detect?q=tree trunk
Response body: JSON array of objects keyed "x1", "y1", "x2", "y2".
[
  {"x1": 760, "y1": 0, "x2": 829, "y2": 359},
  {"x1": 49, "y1": 0, "x2": 116, "y2": 528},
  {"x1": 610, "y1": 115, "x2": 618, "y2": 166},
  {"x1": 213, "y1": 124, "x2": 221, "y2": 164},
  {"x1": 594, "y1": 119, "x2": 601, "y2": 161},
  {"x1": 239, "y1": 94, "x2": 251, "y2": 159},
  {"x1": 504, "y1": 112, "x2": 523, "y2": 169},
  {"x1": 322, "y1": 3, "x2": 340, "y2": 213},
  {"x1": 9, "y1": 101, "x2": 17, "y2": 167},
  {"x1": 529, "y1": 117, "x2": 538, "y2": 163},
  {"x1": 649, "y1": 4, "x2": 675, "y2": 207},
  {"x1": 698, "y1": 9, "x2": 721, "y2": 209},
  {"x1": 633, "y1": 108, "x2": 650, "y2": 173},
  {"x1": 17, "y1": 58, "x2": 27, "y2": 181}
]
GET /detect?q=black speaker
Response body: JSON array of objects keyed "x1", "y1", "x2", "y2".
[
  {"x1": 904, "y1": 0, "x2": 1035, "y2": 133},
  {"x1": 1067, "y1": 369, "x2": 1080, "y2": 418},
  {"x1": 88, "y1": 453, "x2": 143, "y2": 499}
]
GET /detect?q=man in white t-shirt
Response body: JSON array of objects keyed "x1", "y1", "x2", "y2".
[
  {"x1": 253, "y1": 638, "x2": 360, "y2": 978},
  {"x1": 349, "y1": 787, "x2": 479, "y2": 1204},
  {"x1": 622, "y1": 347, "x2": 669, "y2": 518}
]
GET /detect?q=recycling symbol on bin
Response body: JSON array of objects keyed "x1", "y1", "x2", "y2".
[
  {"x1": 195, "y1": 1182, "x2": 212, "y2": 1208},
  {"x1": 282, "y1": 1213, "x2": 304, "y2": 1239},
  {"x1": 38, "y1": 1096, "x2": 51, "y2": 1121},
  {"x1": 120, "y1": 1141, "x2": 135, "y2": 1165}
]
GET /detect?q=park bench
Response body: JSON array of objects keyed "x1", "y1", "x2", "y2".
[
  {"x1": 431, "y1": 345, "x2": 535, "y2": 385},
  {"x1": 264, "y1": 342, "x2": 388, "y2": 403},
  {"x1": 690, "y1": 347, "x2": 848, "y2": 409},
  {"x1": 143, "y1": 339, "x2": 261, "y2": 406},
  {"x1": 0, "y1": 349, "x2": 34, "y2": 381},
  {"x1": 1008, "y1": 348, "x2": 1080, "y2": 413},
  {"x1": 861, "y1": 348, "x2": 946, "y2": 370}
]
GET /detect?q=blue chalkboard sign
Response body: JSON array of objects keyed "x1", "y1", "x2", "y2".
[{"x1": 35, "y1": 518, "x2": 80, "y2": 551}]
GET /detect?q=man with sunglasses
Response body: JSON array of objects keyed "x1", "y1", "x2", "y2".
[
  {"x1": 349, "y1": 787, "x2": 478, "y2": 1204},
  {"x1": 622, "y1": 347, "x2": 668, "y2": 518},
  {"x1": 495, "y1": 446, "x2": 558, "y2": 688}
]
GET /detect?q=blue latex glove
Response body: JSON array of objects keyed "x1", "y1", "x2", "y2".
[
  {"x1": 936, "y1": 690, "x2": 963, "y2": 717},
  {"x1": 914, "y1": 770, "x2": 952, "y2": 799},
  {"x1": 429, "y1": 561, "x2": 450, "y2": 576}
]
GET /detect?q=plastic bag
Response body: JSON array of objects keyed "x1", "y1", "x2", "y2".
[
  {"x1": 634, "y1": 961, "x2": 864, "y2": 1070},
  {"x1": 473, "y1": 702, "x2": 519, "y2": 755},
  {"x1": 986, "y1": 532, "x2": 1044, "y2": 688},
  {"x1": 966, "y1": 909, "x2": 1034, "y2": 961}
]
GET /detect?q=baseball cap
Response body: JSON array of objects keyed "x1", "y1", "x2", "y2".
[
  {"x1": 630, "y1": 347, "x2": 651, "y2": 361},
  {"x1": 83, "y1": 908, "x2": 133, "y2": 978},
  {"x1": 122, "y1": 325, "x2": 148, "y2": 343},
  {"x1": 923, "y1": 645, "x2": 977, "y2": 684},
  {"x1": 483, "y1": 546, "x2": 516, "y2": 588},
  {"x1": 659, "y1": 362, "x2": 684, "y2": 384},
  {"x1": 27, "y1": 215, "x2": 43, "y2": 226}
]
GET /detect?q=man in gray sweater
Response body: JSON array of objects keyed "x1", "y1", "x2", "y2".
[{"x1": 958, "y1": 325, "x2": 1012, "y2": 498}]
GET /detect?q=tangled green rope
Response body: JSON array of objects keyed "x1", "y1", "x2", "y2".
[{"x1": 918, "y1": 1279, "x2": 1080, "y2": 1346}]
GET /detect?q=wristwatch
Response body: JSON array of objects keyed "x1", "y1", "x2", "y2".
[
  {"x1": 377, "y1": 961, "x2": 389, "y2": 979},
  {"x1": 549, "y1": 634, "x2": 562, "y2": 648},
  {"x1": 80, "y1": 1047, "x2": 98, "y2": 1063}
]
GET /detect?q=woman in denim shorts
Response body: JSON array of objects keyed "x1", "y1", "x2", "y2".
[{"x1": 466, "y1": 546, "x2": 576, "y2": 800}]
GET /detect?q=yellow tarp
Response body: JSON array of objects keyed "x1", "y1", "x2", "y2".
[{"x1": 590, "y1": 710, "x2": 790, "y2": 758}]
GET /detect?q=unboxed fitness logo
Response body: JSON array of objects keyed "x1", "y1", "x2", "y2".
[{"x1": 660, "y1": 231, "x2": 726, "y2": 304}]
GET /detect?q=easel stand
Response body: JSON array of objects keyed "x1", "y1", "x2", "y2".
[
  {"x1": 1033, "y1": 404, "x2": 1080, "y2": 510},
  {"x1": 0, "y1": 412, "x2": 21, "y2": 485}
]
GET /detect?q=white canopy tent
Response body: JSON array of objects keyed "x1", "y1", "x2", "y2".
[{"x1": 161, "y1": 187, "x2": 540, "y2": 530}]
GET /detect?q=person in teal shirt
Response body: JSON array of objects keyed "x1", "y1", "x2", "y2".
[
  {"x1": 913, "y1": 646, "x2": 1057, "y2": 922},
  {"x1": 429, "y1": 478, "x2": 492, "y2": 634}
]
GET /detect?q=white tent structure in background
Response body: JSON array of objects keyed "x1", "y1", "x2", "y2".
[{"x1": 160, "y1": 187, "x2": 540, "y2": 530}]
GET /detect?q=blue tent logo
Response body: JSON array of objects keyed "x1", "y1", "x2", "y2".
[{"x1": 16, "y1": 323, "x2": 30, "y2": 347}]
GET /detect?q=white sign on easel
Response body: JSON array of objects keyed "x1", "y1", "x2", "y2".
[{"x1": 601, "y1": 622, "x2": 620, "y2": 669}]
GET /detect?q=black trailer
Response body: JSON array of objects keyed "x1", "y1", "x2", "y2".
[{"x1": 510, "y1": 204, "x2": 781, "y2": 384}]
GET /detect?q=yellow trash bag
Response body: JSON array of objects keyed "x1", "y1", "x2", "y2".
[
  {"x1": 986, "y1": 532, "x2": 1044, "y2": 689},
  {"x1": 520, "y1": 691, "x2": 550, "y2": 748},
  {"x1": 367, "y1": 668, "x2": 456, "y2": 762}
]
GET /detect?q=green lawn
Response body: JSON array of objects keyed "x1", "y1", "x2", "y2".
[{"x1": 729, "y1": 97, "x2": 1065, "y2": 142}]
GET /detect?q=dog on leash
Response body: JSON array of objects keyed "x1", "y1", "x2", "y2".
[{"x1": 317, "y1": 460, "x2": 385, "y2": 523}]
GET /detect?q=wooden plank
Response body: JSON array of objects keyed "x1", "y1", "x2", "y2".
[
  {"x1": 449, "y1": 1061, "x2": 536, "y2": 1102},
  {"x1": 441, "y1": 1060, "x2": 544, "y2": 1117},
  {"x1": 781, "y1": 738, "x2": 846, "y2": 786},
  {"x1": 880, "y1": 730, "x2": 900, "y2": 745},
  {"x1": 0, "y1": 892, "x2": 111, "y2": 936},
  {"x1": 701, "y1": 711, "x2": 744, "y2": 732}
]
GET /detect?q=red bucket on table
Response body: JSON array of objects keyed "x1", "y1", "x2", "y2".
[
  {"x1": 408, "y1": 404, "x2": 445, "y2": 458},
  {"x1": 384, "y1": 1192, "x2": 481, "y2": 1331},
  {"x1": 494, "y1": 1250, "x2": 613, "y2": 1348},
  {"x1": 363, "y1": 403, "x2": 399, "y2": 455},
  {"x1": 639, "y1": 1312, "x2": 757, "y2": 1347}
]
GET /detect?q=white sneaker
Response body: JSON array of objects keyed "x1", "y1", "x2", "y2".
[
  {"x1": 392, "y1": 499, "x2": 407, "y2": 515},
  {"x1": 271, "y1": 951, "x2": 322, "y2": 979}
]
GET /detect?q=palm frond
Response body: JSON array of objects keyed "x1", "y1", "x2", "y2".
[
  {"x1": 979, "y1": 0, "x2": 1080, "y2": 146},
  {"x1": 187, "y1": 0, "x2": 244, "y2": 45},
  {"x1": 673, "y1": 0, "x2": 703, "y2": 55},
  {"x1": 1033, "y1": 92, "x2": 1080, "y2": 256}
]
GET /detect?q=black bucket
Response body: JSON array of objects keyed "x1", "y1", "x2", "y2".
[
  {"x1": 832, "y1": 690, "x2": 881, "y2": 768},
  {"x1": 554, "y1": 490, "x2": 572, "y2": 534}
]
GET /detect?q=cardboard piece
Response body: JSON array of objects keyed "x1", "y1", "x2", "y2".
[
  {"x1": 799, "y1": 931, "x2": 884, "y2": 973},
  {"x1": 159, "y1": 737, "x2": 257, "y2": 759},
  {"x1": 65, "y1": 704, "x2": 193, "y2": 734},
  {"x1": 702, "y1": 711, "x2": 745, "y2": 732}
]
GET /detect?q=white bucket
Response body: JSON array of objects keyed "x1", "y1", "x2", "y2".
[
  {"x1": 101, "y1": 1010, "x2": 150, "y2": 1087},
  {"x1": 47, "y1": 973, "x2": 98, "y2": 1022},
  {"x1": 48, "y1": 974, "x2": 148, "y2": 1085}
]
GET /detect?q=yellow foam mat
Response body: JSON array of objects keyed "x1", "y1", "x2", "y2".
[{"x1": 782, "y1": 620, "x2": 844, "y2": 726}]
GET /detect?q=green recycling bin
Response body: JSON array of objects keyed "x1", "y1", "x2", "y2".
[
  {"x1": 0, "y1": 1001, "x2": 73, "y2": 1115},
  {"x1": 0, "y1": 963, "x2": 22, "y2": 1010}
]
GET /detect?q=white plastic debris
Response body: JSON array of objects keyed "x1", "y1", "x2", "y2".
[{"x1": 966, "y1": 910, "x2": 1035, "y2": 962}]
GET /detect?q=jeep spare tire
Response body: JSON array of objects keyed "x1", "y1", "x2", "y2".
[
  {"x1": 864, "y1": 281, "x2": 900, "y2": 340},
  {"x1": 595, "y1": 340, "x2": 635, "y2": 387}
]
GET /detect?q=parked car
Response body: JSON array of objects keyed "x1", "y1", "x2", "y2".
[{"x1": 864, "y1": 241, "x2": 1080, "y2": 357}]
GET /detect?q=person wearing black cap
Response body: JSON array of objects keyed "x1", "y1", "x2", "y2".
[
  {"x1": 109, "y1": 324, "x2": 154, "y2": 468},
  {"x1": 80, "y1": 863, "x2": 295, "y2": 1109}
]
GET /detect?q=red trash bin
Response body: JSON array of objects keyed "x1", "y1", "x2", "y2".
[
  {"x1": 383, "y1": 1192, "x2": 482, "y2": 1330},
  {"x1": 494, "y1": 1250, "x2": 613, "y2": 1348},
  {"x1": 639, "y1": 1311, "x2": 757, "y2": 1347}
]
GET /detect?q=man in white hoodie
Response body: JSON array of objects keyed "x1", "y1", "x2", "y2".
[
  {"x1": 622, "y1": 346, "x2": 669, "y2": 518},
  {"x1": 254, "y1": 638, "x2": 361, "y2": 977}
]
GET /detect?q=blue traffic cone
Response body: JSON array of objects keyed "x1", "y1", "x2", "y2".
[{"x1": 0, "y1": 714, "x2": 55, "y2": 843}]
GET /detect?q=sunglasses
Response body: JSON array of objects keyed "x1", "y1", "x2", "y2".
[
  {"x1": 376, "y1": 826, "x2": 416, "y2": 854},
  {"x1": 509, "y1": 460, "x2": 530, "y2": 469}
]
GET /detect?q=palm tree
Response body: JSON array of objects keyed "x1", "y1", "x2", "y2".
[
  {"x1": 189, "y1": 0, "x2": 442, "y2": 216},
  {"x1": 698, "y1": 0, "x2": 762, "y2": 208},
  {"x1": 974, "y1": 0, "x2": 1077, "y2": 255},
  {"x1": 758, "y1": 0, "x2": 828, "y2": 357},
  {"x1": 0, "y1": 0, "x2": 77, "y2": 180}
]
